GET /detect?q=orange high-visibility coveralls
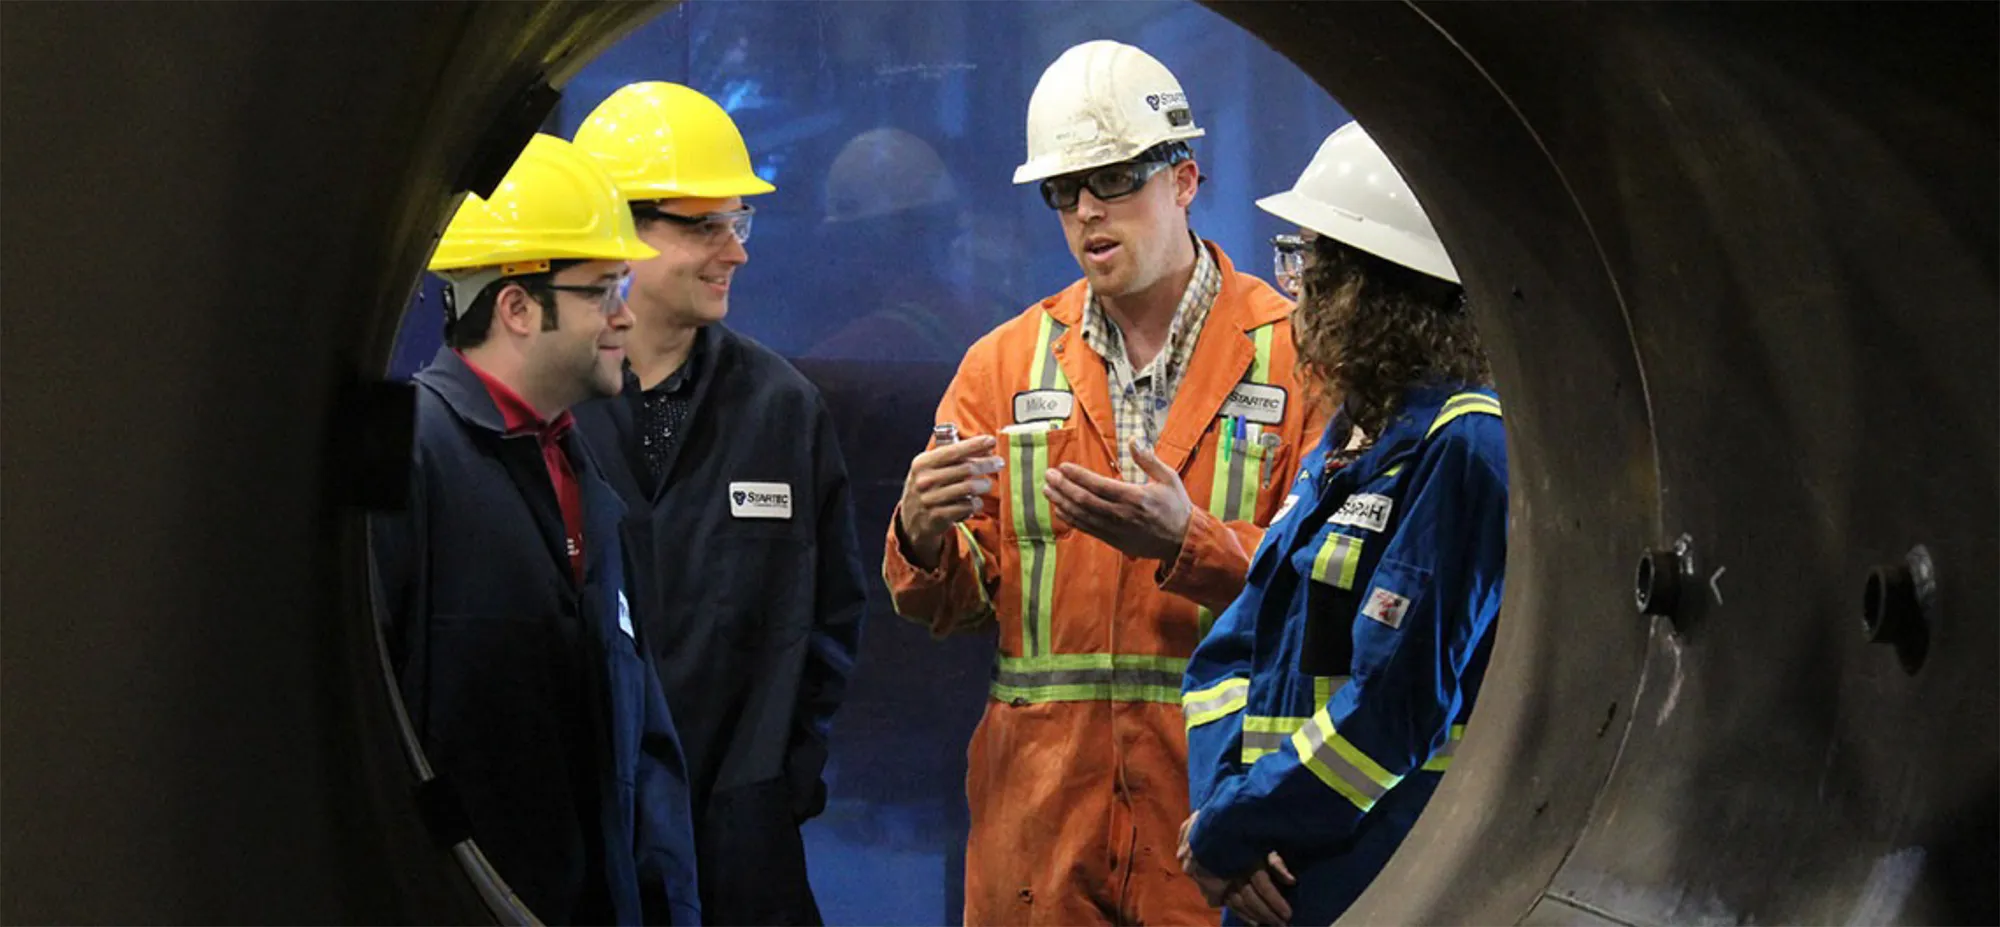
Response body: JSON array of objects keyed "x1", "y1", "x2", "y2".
[{"x1": 885, "y1": 242, "x2": 1326, "y2": 925}]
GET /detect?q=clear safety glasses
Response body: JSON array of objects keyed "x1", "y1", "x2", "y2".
[
  {"x1": 634, "y1": 204, "x2": 756, "y2": 247},
  {"x1": 543, "y1": 272, "x2": 632, "y2": 317},
  {"x1": 1272, "y1": 234, "x2": 1309, "y2": 299}
]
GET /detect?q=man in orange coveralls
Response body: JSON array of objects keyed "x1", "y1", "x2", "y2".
[{"x1": 881, "y1": 39, "x2": 1326, "y2": 925}]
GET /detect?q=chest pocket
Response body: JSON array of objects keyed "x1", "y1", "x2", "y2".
[
  {"x1": 1293, "y1": 520, "x2": 1366, "y2": 677},
  {"x1": 659, "y1": 486, "x2": 815, "y2": 653},
  {"x1": 998, "y1": 423, "x2": 1078, "y2": 543},
  {"x1": 1350, "y1": 556, "x2": 1433, "y2": 679}
]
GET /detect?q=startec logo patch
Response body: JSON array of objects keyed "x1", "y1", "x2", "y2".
[
  {"x1": 728, "y1": 482, "x2": 793, "y2": 520},
  {"x1": 1219, "y1": 382, "x2": 1287, "y2": 425},
  {"x1": 1145, "y1": 90, "x2": 1188, "y2": 112}
]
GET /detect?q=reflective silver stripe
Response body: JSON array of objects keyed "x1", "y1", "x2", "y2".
[
  {"x1": 1427, "y1": 392, "x2": 1502, "y2": 438},
  {"x1": 1292, "y1": 714, "x2": 1398, "y2": 811},
  {"x1": 993, "y1": 665, "x2": 1184, "y2": 691},
  {"x1": 1421, "y1": 723, "x2": 1467, "y2": 771},
  {"x1": 1183, "y1": 678, "x2": 1248, "y2": 728},
  {"x1": 1241, "y1": 727, "x2": 1288, "y2": 761},
  {"x1": 992, "y1": 654, "x2": 1188, "y2": 705},
  {"x1": 1013, "y1": 317, "x2": 1069, "y2": 657},
  {"x1": 1038, "y1": 321, "x2": 1069, "y2": 390}
]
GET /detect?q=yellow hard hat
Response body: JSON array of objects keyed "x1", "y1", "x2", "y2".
[
  {"x1": 571, "y1": 81, "x2": 776, "y2": 201},
  {"x1": 428, "y1": 133, "x2": 659, "y2": 273}
]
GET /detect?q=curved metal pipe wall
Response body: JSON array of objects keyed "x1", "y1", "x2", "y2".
[{"x1": 1, "y1": 2, "x2": 1991, "y2": 924}]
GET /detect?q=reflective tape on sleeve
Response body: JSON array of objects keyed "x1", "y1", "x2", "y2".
[
  {"x1": 1240, "y1": 714, "x2": 1308, "y2": 763},
  {"x1": 1289, "y1": 710, "x2": 1402, "y2": 812},
  {"x1": 1427, "y1": 393, "x2": 1502, "y2": 438},
  {"x1": 1420, "y1": 724, "x2": 1468, "y2": 772},
  {"x1": 1183, "y1": 677, "x2": 1249, "y2": 729}
]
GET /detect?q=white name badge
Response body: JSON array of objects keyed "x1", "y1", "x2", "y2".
[
  {"x1": 729, "y1": 481, "x2": 793, "y2": 520},
  {"x1": 1013, "y1": 389, "x2": 1074, "y2": 424},
  {"x1": 1219, "y1": 382, "x2": 1287, "y2": 425},
  {"x1": 1273, "y1": 493, "x2": 1301, "y2": 524},
  {"x1": 1329, "y1": 493, "x2": 1395, "y2": 533}
]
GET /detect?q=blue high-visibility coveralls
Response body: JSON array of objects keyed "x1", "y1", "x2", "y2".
[{"x1": 1182, "y1": 385, "x2": 1507, "y2": 925}]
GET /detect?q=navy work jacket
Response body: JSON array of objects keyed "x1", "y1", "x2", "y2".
[
  {"x1": 373, "y1": 347, "x2": 702, "y2": 925},
  {"x1": 575, "y1": 324, "x2": 866, "y2": 926}
]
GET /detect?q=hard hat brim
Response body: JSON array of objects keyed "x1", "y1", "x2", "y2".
[
  {"x1": 1256, "y1": 190, "x2": 1461, "y2": 285},
  {"x1": 619, "y1": 176, "x2": 776, "y2": 201},
  {"x1": 427, "y1": 237, "x2": 659, "y2": 274}
]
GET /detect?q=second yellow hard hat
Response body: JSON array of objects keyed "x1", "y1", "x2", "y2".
[{"x1": 572, "y1": 81, "x2": 775, "y2": 201}]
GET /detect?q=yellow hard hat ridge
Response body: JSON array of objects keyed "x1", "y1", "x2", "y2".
[
  {"x1": 428, "y1": 133, "x2": 658, "y2": 276},
  {"x1": 572, "y1": 81, "x2": 775, "y2": 201}
]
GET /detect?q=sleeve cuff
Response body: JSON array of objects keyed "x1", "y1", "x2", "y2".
[
  {"x1": 1189, "y1": 781, "x2": 1265, "y2": 878},
  {"x1": 882, "y1": 506, "x2": 984, "y2": 638},
  {"x1": 1156, "y1": 508, "x2": 1243, "y2": 612},
  {"x1": 883, "y1": 503, "x2": 949, "y2": 583}
]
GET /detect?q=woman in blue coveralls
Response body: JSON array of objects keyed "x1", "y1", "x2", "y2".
[{"x1": 1175, "y1": 122, "x2": 1508, "y2": 926}]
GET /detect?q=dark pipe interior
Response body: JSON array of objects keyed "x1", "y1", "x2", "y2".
[{"x1": 2, "y1": 2, "x2": 1993, "y2": 924}]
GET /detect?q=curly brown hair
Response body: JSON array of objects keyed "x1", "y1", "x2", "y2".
[{"x1": 1290, "y1": 235, "x2": 1490, "y2": 439}]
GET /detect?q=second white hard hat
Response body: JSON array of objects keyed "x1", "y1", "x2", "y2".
[
  {"x1": 1013, "y1": 40, "x2": 1205, "y2": 185},
  {"x1": 1256, "y1": 122, "x2": 1460, "y2": 284}
]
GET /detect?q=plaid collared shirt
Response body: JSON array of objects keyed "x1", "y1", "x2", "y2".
[{"x1": 1077, "y1": 236, "x2": 1222, "y2": 481}]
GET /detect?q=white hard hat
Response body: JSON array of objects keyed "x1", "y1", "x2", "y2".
[
  {"x1": 1256, "y1": 122, "x2": 1460, "y2": 284},
  {"x1": 1013, "y1": 40, "x2": 1205, "y2": 185}
]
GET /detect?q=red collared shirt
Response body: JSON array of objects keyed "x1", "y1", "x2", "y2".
[{"x1": 458, "y1": 352, "x2": 586, "y2": 584}]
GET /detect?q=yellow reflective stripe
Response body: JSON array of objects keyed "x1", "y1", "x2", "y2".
[
  {"x1": 1427, "y1": 393, "x2": 1502, "y2": 438},
  {"x1": 1385, "y1": 465, "x2": 1403, "y2": 477},
  {"x1": 956, "y1": 521, "x2": 996, "y2": 620},
  {"x1": 991, "y1": 681, "x2": 1183, "y2": 704},
  {"x1": 1249, "y1": 324, "x2": 1276, "y2": 381},
  {"x1": 1310, "y1": 532, "x2": 1365, "y2": 589},
  {"x1": 1238, "y1": 326, "x2": 1276, "y2": 517},
  {"x1": 992, "y1": 652, "x2": 1188, "y2": 705},
  {"x1": 1009, "y1": 427, "x2": 1056, "y2": 656},
  {"x1": 997, "y1": 652, "x2": 1189, "y2": 674},
  {"x1": 1421, "y1": 723, "x2": 1468, "y2": 772},
  {"x1": 1010, "y1": 315, "x2": 1068, "y2": 656},
  {"x1": 1314, "y1": 674, "x2": 1344, "y2": 707},
  {"x1": 1241, "y1": 714, "x2": 1308, "y2": 763},
  {"x1": 1199, "y1": 326, "x2": 1277, "y2": 639},
  {"x1": 1244, "y1": 714, "x2": 1308, "y2": 733},
  {"x1": 1183, "y1": 677, "x2": 1249, "y2": 729},
  {"x1": 1028, "y1": 312, "x2": 1071, "y2": 391},
  {"x1": 1291, "y1": 710, "x2": 1402, "y2": 812}
]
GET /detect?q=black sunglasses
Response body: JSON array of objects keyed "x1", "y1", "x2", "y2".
[{"x1": 1039, "y1": 159, "x2": 1175, "y2": 211}]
